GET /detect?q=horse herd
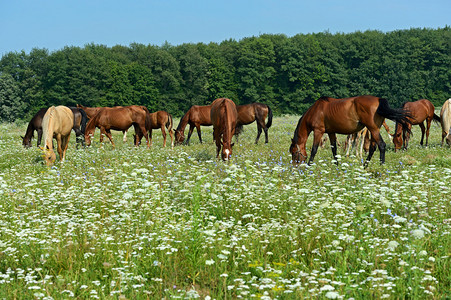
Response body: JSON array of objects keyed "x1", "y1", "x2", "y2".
[{"x1": 21, "y1": 96, "x2": 450, "y2": 166}]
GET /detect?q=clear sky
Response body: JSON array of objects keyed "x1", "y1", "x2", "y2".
[{"x1": 1, "y1": 0, "x2": 449, "y2": 55}]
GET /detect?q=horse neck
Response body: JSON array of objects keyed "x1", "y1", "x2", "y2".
[
  {"x1": 24, "y1": 121, "x2": 35, "y2": 140},
  {"x1": 222, "y1": 103, "x2": 233, "y2": 145},
  {"x1": 176, "y1": 111, "x2": 190, "y2": 131},
  {"x1": 85, "y1": 114, "x2": 98, "y2": 134}
]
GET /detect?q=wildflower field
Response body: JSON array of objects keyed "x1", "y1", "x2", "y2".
[{"x1": 0, "y1": 116, "x2": 449, "y2": 299}]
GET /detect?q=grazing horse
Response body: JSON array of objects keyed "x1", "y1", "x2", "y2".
[
  {"x1": 77, "y1": 104, "x2": 129, "y2": 142},
  {"x1": 84, "y1": 106, "x2": 150, "y2": 148},
  {"x1": 211, "y1": 98, "x2": 238, "y2": 161},
  {"x1": 345, "y1": 121, "x2": 391, "y2": 158},
  {"x1": 290, "y1": 95, "x2": 411, "y2": 167},
  {"x1": 392, "y1": 99, "x2": 440, "y2": 151},
  {"x1": 22, "y1": 107, "x2": 87, "y2": 148},
  {"x1": 173, "y1": 105, "x2": 212, "y2": 145},
  {"x1": 134, "y1": 110, "x2": 174, "y2": 148},
  {"x1": 235, "y1": 103, "x2": 273, "y2": 144},
  {"x1": 440, "y1": 98, "x2": 451, "y2": 146},
  {"x1": 41, "y1": 106, "x2": 74, "y2": 166}
]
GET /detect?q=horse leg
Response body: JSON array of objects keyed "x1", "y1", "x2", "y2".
[
  {"x1": 161, "y1": 126, "x2": 167, "y2": 147},
  {"x1": 168, "y1": 126, "x2": 174, "y2": 148},
  {"x1": 255, "y1": 124, "x2": 262, "y2": 144},
  {"x1": 213, "y1": 128, "x2": 221, "y2": 158},
  {"x1": 186, "y1": 125, "x2": 195, "y2": 145},
  {"x1": 56, "y1": 134, "x2": 63, "y2": 161},
  {"x1": 196, "y1": 125, "x2": 203, "y2": 144},
  {"x1": 307, "y1": 131, "x2": 324, "y2": 165},
  {"x1": 364, "y1": 129, "x2": 385, "y2": 167},
  {"x1": 418, "y1": 122, "x2": 425, "y2": 146},
  {"x1": 37, "y1": 129, "x2": 43, "y2": 147},
  {"x1": 328, "y1": 133, "x2": 338, "y2": 162},
  {"x1": 123, "y1": 130, "x2": 127, "y2": 142},
  {"x1": 61, "y1": 135, "x2": 70, "y2": 161},
  {"x1": 105, "y1": 129, "x2": 115, "y2": 148}
]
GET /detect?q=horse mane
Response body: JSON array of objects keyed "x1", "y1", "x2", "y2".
[
  {"x1": 318, "y1": 96, "x2": 331, "y2": 102},
  {"x1": 42, "y1": 106, "x2": 56, "y2": 149},
  {"x1": 176, "y1": 109, "x2": 191, "y2": 131}
]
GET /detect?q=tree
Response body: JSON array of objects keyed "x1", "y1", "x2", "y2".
[{"x1": 0, "y1": 73, "x2": 25, "y2": 122}]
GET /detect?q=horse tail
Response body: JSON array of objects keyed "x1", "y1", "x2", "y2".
[
  {"x1": 377, "y1": 98, "x2": 412, "y2": 135},
  {"x1": 79, "y1": 108, "x2": 88, "y2": 134},
  {"x1": 265, "y1": 105, "x2": 273, "y2": 128},
  {"x1": 166, "y1": 112, "x2": 173, "y2": 131},
  {"x1": 433, "y1": 113, "x2": 441, "y2": 125}
]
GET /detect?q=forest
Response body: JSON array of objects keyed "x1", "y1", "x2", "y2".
[{"x1": 0, "y1": 27, "x2": 450, "y2": 122}]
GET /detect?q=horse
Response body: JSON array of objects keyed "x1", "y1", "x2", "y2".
[
  {"x1": 133, "y1": 110, "x2": 174, "y2": 148},
  {"x1": 210, "y1": 98, "x2": 238, "y2": 161},
  {"x1": 290, "y1": 95, "x2": 411, "y2": 167},
  {"x1": 440, "y1": 98, "x2": 451, "y2": 146},
  {"x1": 41, "y1": 106, "x2": 74, "y2": 166},
  {"x1": 84, "y1": 106, "x2": 150, "y2": 148},
  {"x1": 392, "y1": 99, "x2": 440, "y2": 151},
  {"x1": 344, "y1": 121, "x2": 391, "y2": 158},
  {"x1": 22, "y1": 107, "x2": 87, "y2": 148},
  {"x1": 77, "y1": 104, "x2": 129, "y2": 142},
  {"x1": 173, "y1": 105, "x2": 212, "y2": 145},
  {"x1": 235, "y1": 103, "x2": 273, "y2": 144}
]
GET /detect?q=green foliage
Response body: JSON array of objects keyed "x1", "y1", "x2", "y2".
[{"x1": 0, "y1": 27, "x2": 450, "y2": 121}]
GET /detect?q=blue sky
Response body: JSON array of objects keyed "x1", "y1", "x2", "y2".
[{"x1": 1, "y1": 0, "x2": 449, "y2": 55}]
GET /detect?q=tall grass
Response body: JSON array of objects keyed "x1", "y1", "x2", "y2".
[{"x1": 0, "y1": 116, "x2": 449, "y2": 299}]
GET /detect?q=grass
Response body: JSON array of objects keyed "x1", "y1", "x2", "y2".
[{"x1": 0, "y1": 116, "x2": 449, "y2": 299}]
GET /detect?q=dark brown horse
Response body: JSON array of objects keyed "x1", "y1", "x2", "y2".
[
  {"x1": 173, "y1": 105, "x2": 212, "y2": 145},
  {"x1": 235, "y1": 103, "x2": 273, "y2": 144},
  {"x1": 211, "y1": 98, "x2": 237, "y2": 161},
  {"x1": 134, "y1": 110, "x2": 174, "y2": 148},
  {"x1": 84, "y1": 106, "x2": 150, "y2": 148},
  {"x1": 290, "y1": 95, "x2": 411, "y2": 167},
  {"x1": 77, "y1": 104, "x2": 129, "y2": 142},
  {"x1": 22, "y1": 107, "x2": 87, "y2": 148},
  {"x1": 392, "y1": 99, "x2": 440, "y2": 151}
]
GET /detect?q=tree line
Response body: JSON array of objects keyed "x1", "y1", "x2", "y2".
[{"x1": 0, "y1": 27, "x2": 450, "y2": 122}]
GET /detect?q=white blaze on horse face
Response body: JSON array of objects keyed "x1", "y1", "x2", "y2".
[{"x1": 224, "y1": 149, "x2": 230, "y2": 161}]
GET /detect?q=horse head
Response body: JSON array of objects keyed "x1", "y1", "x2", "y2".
[
  {"x1": 221, "y1": 142, "x2": 234, "y2": 161},
  {"x1": 40, "y1": 146, "x2": 56, "y2": 166},
  {"x1": 174, "y1": 129, "x2": 185, "y2": 145},
  {"x1": 289, "y1": 139, "x2": 307, "y2": 164},
  {"x1": 22, "y1": 136, "x2": 32, "y2": 148},
  {"x1": 392, "y1": 124, "x2": 403, "y2": 152}
]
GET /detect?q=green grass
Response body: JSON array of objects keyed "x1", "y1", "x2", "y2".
[{"x1": 0, "y1": 117, "x2": 449, "y2": 299}]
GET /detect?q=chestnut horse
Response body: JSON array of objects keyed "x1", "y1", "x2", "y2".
[
  {"x1": 22, "y1": 107, "x2": 87, "y2": 148},
  {"x1": 174, "y1": 105, "x2": 212, "y2": 145},
  {"x1": 84, "y1": 106, "x2": 150, "y2": 148},
  {"x1": 290, "y1": 95, "x2": 411, "y2": 167},
  {"x1": 392, "y1": 99, "x2": 440, "y2": 151},
  {"x1": 235, "y1": 103, "x2": 273, "y2": 144},
  {"x1": 211, "y1": 98, "x2": 238, "y2": 161},
  {"x1": 41, "y1": 106, "x2": 74, "y2": 166},
  {"x1": 77, "y1": 104, "x2": 129, "y2": 142},
  {"x1": 134, "y1": 110, "x2": 174, "y2": 148},
  {"x1": 440, "y1": 98, "x2": 451, "y2": 146}
]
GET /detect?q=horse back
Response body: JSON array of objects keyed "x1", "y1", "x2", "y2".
[
  {"x1": 190, "y1": 105, "x2": 212, "y2": 125},
  {"x1": 403, "y1": 99, "x2": 435, "y2": 124}
]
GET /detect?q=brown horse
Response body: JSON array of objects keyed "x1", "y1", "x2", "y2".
[
  {"x1": 41, "y1": 106, "x2": 74, "y2": 166},
  {"x1": 134, "y1": 110, "x2": 174, "y2": 148},
  {"x1": 440, "y1": 98, "x2": 451, "y2": 146},
  {"x1": 392, "y1": 99, "x2": 440, "y2": 151},
  {"x1": 211, "y1": 98, "x2": 238, "y2": 161},
  {"x1": 174, "y1": 105, "x2": 212, "y2": 145},
  {"x1": 22, "y1": 107, "x2": 87, "y2": 148},
  {"x1": 84, "y1": 106, "x2": 150, "y2": 148},
  {"x1": 77, "y1": 104, "x2": 129, "y2": 142},
  {"x1": 290, "y1": 95, "x2": 411, "y2": 167},
  {"x1": 235, "y1": 103, "x2": 273, "y2": 144}
]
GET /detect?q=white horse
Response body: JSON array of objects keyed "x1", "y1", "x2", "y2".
[{"x1": 440, "y1": 98, "x2": 451, "y2": 146}]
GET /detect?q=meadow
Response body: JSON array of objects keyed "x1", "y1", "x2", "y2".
[{"x1": 0, "y1": 116, "x2": 449, "y2": 299}]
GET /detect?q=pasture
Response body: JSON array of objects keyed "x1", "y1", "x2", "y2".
[{"x1": 0, "y1": 116, "x2": 449, "y2": 299}]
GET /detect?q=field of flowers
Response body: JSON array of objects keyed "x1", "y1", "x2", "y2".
[{"x1": 0, "y1": 116, "x2": 449, "y2": 299}]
